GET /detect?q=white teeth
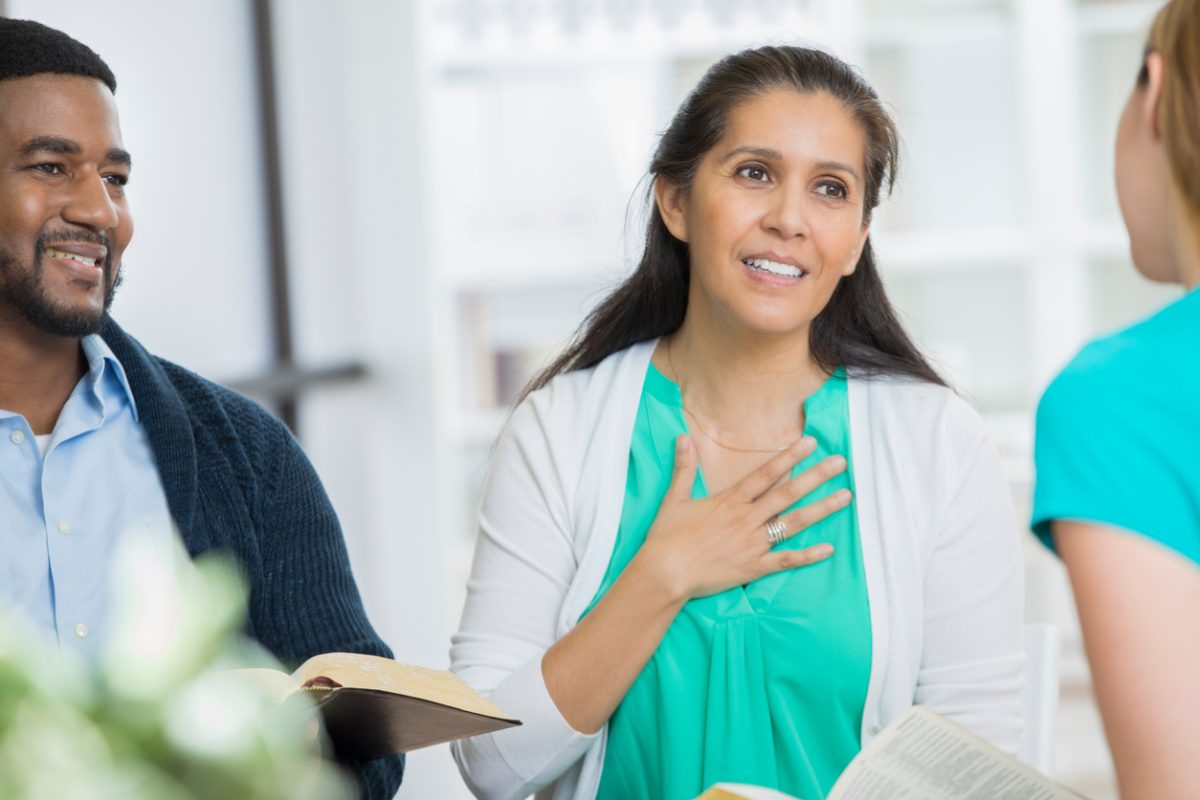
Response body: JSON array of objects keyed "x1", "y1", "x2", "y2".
[
  {"x1": 45, "y1": 247, "x2": 98, "y2": 267},
  {"x1": 743, "y1": 258, "x2": 804, "y2": 278}
]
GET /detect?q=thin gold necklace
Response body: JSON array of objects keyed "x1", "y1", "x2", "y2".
[{"x1": 665, "y1": 337, "x2": 793, "y2": 454}]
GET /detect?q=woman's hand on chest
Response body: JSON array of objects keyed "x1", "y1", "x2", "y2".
[{"x1": 636, "y1": 434, "x2": 850, "y2": 601}]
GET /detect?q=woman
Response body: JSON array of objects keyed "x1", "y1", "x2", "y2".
[
  {"x1": 1031, "y1": 2, "x2": 1200, "y2": 797},
  {"x1": 452, "y1": 46, "x2": 1023, "y2": 800}
]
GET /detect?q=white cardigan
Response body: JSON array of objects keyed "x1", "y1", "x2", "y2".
[{"x1": 450, "y1": 340, "x2": 1024, "y2": 800}]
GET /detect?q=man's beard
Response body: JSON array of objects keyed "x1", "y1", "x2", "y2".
[{"x1": 0, "y1": 232, "x2": 122, "y2": 337}]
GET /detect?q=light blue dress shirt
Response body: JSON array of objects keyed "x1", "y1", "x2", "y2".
[{"x1": 0, "y1": 334, "x2": 175, "y2": 660}]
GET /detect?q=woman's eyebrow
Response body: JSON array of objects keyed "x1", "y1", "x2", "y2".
[
  {"x1": 814, "y1": 160, "x2": 861, "y2": 182},
  {"x1": 720, "y1": 145, "x2": 782, "y2": 162}
]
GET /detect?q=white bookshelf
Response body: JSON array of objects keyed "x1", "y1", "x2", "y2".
[{"x1": 418, "y1": 2, "x2": 1178, "y2": 795}]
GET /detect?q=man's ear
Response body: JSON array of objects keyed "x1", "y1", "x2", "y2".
[
  {"x1": 1142, "y1": 50, "x2": 1165, "y2": 141},
  {"x1": 654, "y1": 175, "x2": 690, "y2": 243}
]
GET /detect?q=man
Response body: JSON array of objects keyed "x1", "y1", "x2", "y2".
[{"x1": 0, "y1": 19, "x2": 403, "y2": 797}]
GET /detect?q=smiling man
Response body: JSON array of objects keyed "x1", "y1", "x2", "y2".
[{"x1": 0, "y1": 19, "x2": 403, "y2": 798}]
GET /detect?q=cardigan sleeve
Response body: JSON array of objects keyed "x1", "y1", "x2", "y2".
[
  {"x1": 254, "y1": 422, "x2": 406, "y2": 799},
  {"x1": 108, "y1": 322, "x2": 404, "y2": 799},
  {"x1": 450, "y1": 396, "x2": 600, "y2": 800},
  {"x1": 914, "y1": 393, "x2": 1025, "y2": 754}
]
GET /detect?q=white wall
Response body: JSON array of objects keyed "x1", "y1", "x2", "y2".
[{"x1": 268, "y1": 2, "x2": 463, "y2": 795}]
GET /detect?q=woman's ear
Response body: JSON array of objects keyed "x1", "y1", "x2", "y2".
[
  {"x1": 1141, "y1": 50, "x2": 1165, "y2": 141},
  {"x1": 654, "y1": 175, "x2": 690, "y2": 243},
  {"x1": 842, "y1": 224, "x2": 869, "y2": 277}
]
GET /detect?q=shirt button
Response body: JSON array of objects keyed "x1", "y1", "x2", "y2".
[
  {"x1": 58, "y1": 521, "x2": 71, "y2": 535},
  {"x1": 869, "y1": 725, "x2": 882, "y2": 736},
  {"x1": 10, "y1": 429, "x2": 25, "y2": 445},
  {"x1": 74, "y1": 624, "x2": 89, "y2": 639}
]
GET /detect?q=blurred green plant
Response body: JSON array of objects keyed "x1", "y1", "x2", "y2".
[{"x1": 0, "y1": 532, "x2": 354, "y2": 800}]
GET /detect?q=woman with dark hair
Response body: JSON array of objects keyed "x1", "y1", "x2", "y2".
[
  {"x1": 1032, "y1": 1, "x2": 1200, "y2": 797},
  {"x1": 451, "y1": 46, "x2": 1023, "y2": 800}
]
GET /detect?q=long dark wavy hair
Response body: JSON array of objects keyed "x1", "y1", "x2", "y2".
[{"x1": 521, "y1": 45, "x2": 944, "y2": 402}]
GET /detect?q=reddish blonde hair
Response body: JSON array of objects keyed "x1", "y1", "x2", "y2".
[{"x1": 1145, "y1": 0, "x2": 1200, "y2": 220}]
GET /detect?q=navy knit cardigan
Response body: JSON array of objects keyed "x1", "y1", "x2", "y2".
[{"x1": 101, "y1": 318, "x2": 405, "y2": 798}]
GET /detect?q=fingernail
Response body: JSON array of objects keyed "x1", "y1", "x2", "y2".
[
  {"x1": 828, "y1": 455, "x2": 846, "y2": 471},
  {"x1": 835, "y1": 489, "x2": 852, "y2": 503},
  {"x1": 814, "y1": 543, "x2": 834, "y2": 558},
  {"x1": 798, "y1": 435, "x2": 817, "y2": 450},
  {"x1": 677, "y1": 436, "x2": 689, "y2": 454}
]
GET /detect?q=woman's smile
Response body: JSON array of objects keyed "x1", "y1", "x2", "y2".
[{"x1": 741, "y1": 254, "x2": 808, "y2": 279}]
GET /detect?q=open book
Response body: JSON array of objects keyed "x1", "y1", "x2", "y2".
[
  {"x1": 240, "y1": 652, "x2": 519, "y2": 759},
  {"x1": 698, "y1": 707, "x2": 1088, "y2": 800}
]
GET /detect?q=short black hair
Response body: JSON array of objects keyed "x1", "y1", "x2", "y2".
[{"x1": 0, "y1": 18, "x2": 116, "y2": 93}]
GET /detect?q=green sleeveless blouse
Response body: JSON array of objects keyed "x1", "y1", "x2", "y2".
[{"x1": 586, "y1": 363, "x2": 871, "y2": 800}]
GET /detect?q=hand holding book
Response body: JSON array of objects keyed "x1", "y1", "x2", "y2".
[
  {"x1": 697, "y1": 707, "x2": 1088, "y2": 800},
  {"x1": 237, "y1": 652, "x2": 520, "y2": 758}
]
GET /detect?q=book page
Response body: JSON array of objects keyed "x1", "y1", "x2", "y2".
[
  {"x1": 292, "y1": 653, "x2": 514, "y2": 721},
  {"x1": 830, "y1": 708, "x2": 1088, "y2": 800}
]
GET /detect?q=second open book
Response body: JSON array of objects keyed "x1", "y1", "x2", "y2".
[{"x1": 699, "y1": 706, "x2": 1088, "y2": 800}]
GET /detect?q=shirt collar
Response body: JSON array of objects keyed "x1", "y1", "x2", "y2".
[{"x1": 81, "y1": 334, "x2": 141, "y2": 423}]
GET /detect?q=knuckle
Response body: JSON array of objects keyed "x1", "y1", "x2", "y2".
[
  {"x1": 825, "y1": 492, "x2": 847, "y2": 510},
  {"x1": 794, "y1": 548, "x2": 819, "y2": 566},
  {"x1": 788, "y1": 508, "x2": 813, "y2": 530}
]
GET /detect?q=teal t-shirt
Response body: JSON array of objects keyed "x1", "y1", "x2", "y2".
[
  {"x1": 1032, "y1": 286, "x2": 1200, "y2": 565},
  {"x1": 586, "y1": 363, "x2": 871, "y2": 800}
]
